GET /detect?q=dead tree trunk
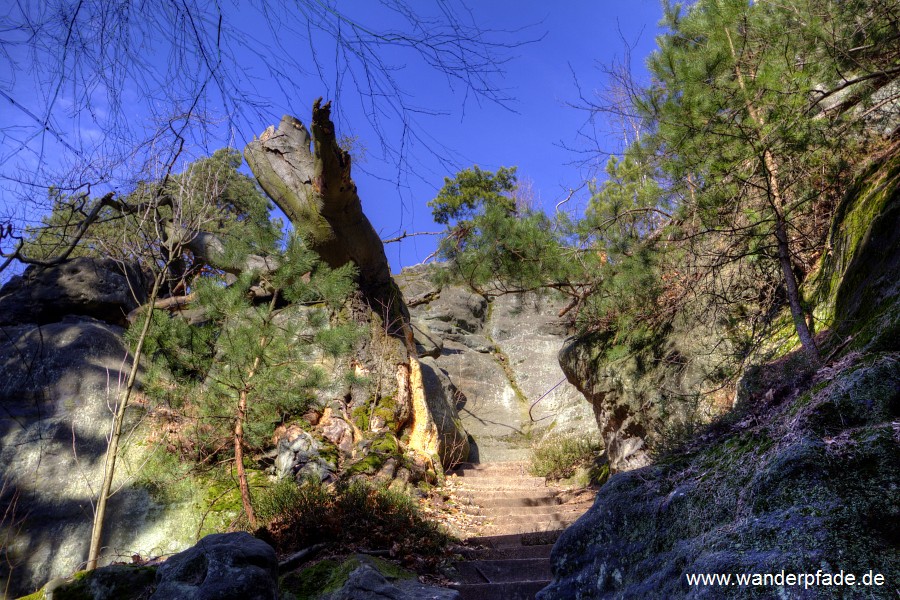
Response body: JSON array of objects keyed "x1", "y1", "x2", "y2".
[{"x1": 244, "y1": 100, "x2": 414, "y2": 351}]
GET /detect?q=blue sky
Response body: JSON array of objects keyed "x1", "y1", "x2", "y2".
[{"x1": 0, "y1": 1, "x2": 665, "y2": 275}]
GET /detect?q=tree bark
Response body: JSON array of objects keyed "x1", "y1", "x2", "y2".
[
  {"x1": 244, "y1": 100, "x2": 414, "y2": 350},
  {"x1": 762, "y1": 150, "x2": 821, "y2": 362},
  {"x1": 87, "y1": 269, "x2": 165, "y2": 570},
  {"x1": 235, "y1": 386, "x2": 257, "y2": 529}
]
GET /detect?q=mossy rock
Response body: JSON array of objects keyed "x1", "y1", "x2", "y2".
[
  {"x1": 345, "y1": 452, "x2": 386, "y2": 476},
  {"x1": 344, "y1": 432, "x2": 401, "y2": 477},
  {"x1": 542, "y1": 352, "x2": 900, "y2": 598},
  {"x1": 370, "y1": 432, "x2": 400, "y2": 455},
  {"x1": 20, "y1": 565, "x2": 157, "y2": 600},
  {"x1": 351, "y1": 405, "x2": 369, "y2": 431},
  {"x1": 280, "y1": 555, "x2": 412, "y2": 600},
  {"x1": 316, "y1": 439, "x2": 340, "y2": 467},
  {"x1": 372, "y1": 393, "x2": 403, "y2": 433}
]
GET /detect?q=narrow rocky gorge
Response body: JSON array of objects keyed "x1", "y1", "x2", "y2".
[{"x1": 2, "y1": 73, "x2": 897, "y2": 598}]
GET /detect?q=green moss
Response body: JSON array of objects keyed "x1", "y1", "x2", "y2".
[
  {"x1": 345, "y1": 433, "x2": 400, "y2": 476},
  {"x1": 372, "y1": 393, "x2": 400, "y2": 430},
  {"x1": 605, "y1": 344, "x2": 630, "y2": 362},
  {"x1": 317, "y1": 440, "x2": 340, "y2": 467},
  {"x1": 351, "y1": 405, "x2": 369, "y2": 430},
  {"x1": 810, "y1": 150, "x2": 900, "y2": 343},
  {"x1": 345, "y1": 452, "x2": 386, "y2": 476},
  {"x1": 281, "y1": 555, "x2": 414, "y2": 600},
  {"x1": 370, "y1": 433, "x2": 399, "y2": 455},
  {"x1": 193, "y1": 466, "x2": 269, "y2": 534},
  {"x1": 281, "y1": 558, "x2": 346, "y2": 600},
  {"x1": 24, "y1": 565, "x2": 157, "y2": 600},
  {"x1": 788, "y1": 390, "x2": 814, "y2": 416},
  {"x1": 847, "y1": 294, "x2": 900, "y2": 352},
  {"x1": 365, "y1": 555, "x2": 414, "y2": 580}
]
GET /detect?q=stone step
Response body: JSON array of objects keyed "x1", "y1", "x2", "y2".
[
  {"x1": 468, "y1": 529, "x2": 564, "y2": 548},
  {"x1": 451, "y1": 580, "x2": 550, "y2": 600},
  {"x1": 477, "y1": 521, "x2": 574, "y2": 538},
  {"x1": 457, "y1": 544, "x2": 554, "y2": 561},
  {"x1": 453, "y1": 461, "x2": 530, "y2": 474},
  {"x1": 453, "y1": 558, "x2": 552, "y2": 584},
  {"x1": 463, "y1": 500, "x2": 593, "y2": 517},
  {"x1": 447, "y1": 461, "x2": 584, "y2": 598},
  {"x1": 450, "y1": 465, "x2": 534, "y2": 479},
  {"x1": 456, "y1": 489, "x2": 558, "y2": 503},
  {"x1": 450, "y1": 473, "x2": 547, "y2": 486},
  {"x1": 458, "y1": 496, "x2": 561, "y2": 510},
  {"x1": 474, "y1": 512, "x2": 581, "y2": 528},
  {"x1": 456, "y1": 477, "x2": 544, "y2": 492}
]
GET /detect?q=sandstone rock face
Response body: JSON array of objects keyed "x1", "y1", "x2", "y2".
[
  {"x1": 0, "y1": 317, "x2": 199, "y2": 597},
  {"x1": 488, "y1": 293, "x2": 593, "y2": 439},
  {"x1": 151, "y1": 532, "x2": 279, "y2": 600},
  {"x1": 558, "y1": 312, "x2": 734, "y2": 473},
  {"x1": 557, "y1": 338, "x2": 652, "y2": 473},
  {"x1": 0, "y1": 257, "x2": 148, "y2": 327},
  {"x1": 539, "y1": 352, "x2": 900, "y2": 599},
  {"x1": 408, "y1": 357, "x2": 470, "y2": 468},
  {"x1": 396, "y1": 266, "x2": 596, "y2": 463}
]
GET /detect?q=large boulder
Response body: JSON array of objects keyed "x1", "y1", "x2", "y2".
[
  {"x1": 558, "y1": 305, "x2": 735, "y2": 473},
  {"x1": 396, "y1": 267, "x2": 598, "y2": 463},
  {"x1": 0, "y1": 317, "x2": 198, "y2": 597},
  {"x1": 557, "y1": 337, "x2": 653, "y2": 473},
  {"x1": 281, "y1": 554, "x2": 459, "y2": 600},
  {"x1": 0, "y1": 257, "x2": 149, "y2": 326},
  {"x1": 151, "y1": 532, "x2": 279, "y2": 600}
]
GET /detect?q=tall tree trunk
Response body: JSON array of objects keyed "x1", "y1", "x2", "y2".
[
  {"x1": 725, "y1": 26, "x2": 820, "y2": 362},
  {"x1": 760, "y1": 148, "x2": 821, "y2": 361},
  {"x1": 233, "y1": 315, "x2": 269, "y2": 529},
  {"x1": 87, "y1": 270, "x2": 165, "y2": 570},
  {"x1": 235, "y1": 387, "x2": 257, "y2": 529}
]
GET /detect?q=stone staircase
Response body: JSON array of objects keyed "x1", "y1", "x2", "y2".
[{"x1": 446, "y1": 461, "x2": 594, "y2": 599}]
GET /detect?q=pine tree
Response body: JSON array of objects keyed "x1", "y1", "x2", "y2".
[
  {"x1": 429, "y1": 166, "x2": 586, "y2": 300},
  {"x1": 167, "y1": 235, "x2": 358, "y2": 527},
  {"x1": 632, "y1": 0, "x2": 867, "y2": 361}
]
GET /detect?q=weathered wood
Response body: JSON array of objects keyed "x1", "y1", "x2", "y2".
[{"x1": 245, "y1": 100, "x2": 413, "y2": 347}]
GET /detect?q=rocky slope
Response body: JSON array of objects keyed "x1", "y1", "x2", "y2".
[
  {"x1": 538, "y1": 146, "x2": 900, "y2": 598},
  {"x1": 0, "y1": 260, "x2": 597, "y2": 597}
]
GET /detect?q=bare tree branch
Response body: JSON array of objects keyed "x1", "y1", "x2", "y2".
[{"x1": 381, "y1": 230, "x2": 443, "y2": 244}]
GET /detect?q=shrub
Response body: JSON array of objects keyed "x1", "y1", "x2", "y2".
[
  {"x1": 530, "y1": 434, "x2": 602, "y2": 481},
  {"x1": 255, "y1": 478, "x2": 451, "y2": 563}
]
